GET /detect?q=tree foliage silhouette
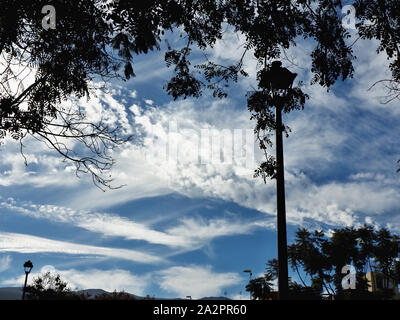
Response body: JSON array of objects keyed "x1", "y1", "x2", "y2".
[
  {"x1": 0, "y1": 0, "x2": 130, "y2": 189},
  {"x1": 355, "y1": 0, "x2": 400, "y2": 102},
  {"x1": 245, "y1": 273, "x2": 275, "y2": 300},
  {"x1": 246, "y1": 258, "x2": 323, "y2": 300},
  {"x1": 24, "y1": 271, "x2": 148, "y2": 300},
  {"x1": 93, "y1": 290, "x2": 145, "y2": 300},
  {"x1": 248, "y1": 225, "x2": 400, "y2": 300},
  {"x1": 25, "y1": 271, "x2": 81, "y2": 300}
]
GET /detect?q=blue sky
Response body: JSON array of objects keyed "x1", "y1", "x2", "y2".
[{"x1": 0, "y1": 23, "x2": 399, "y2": 299}]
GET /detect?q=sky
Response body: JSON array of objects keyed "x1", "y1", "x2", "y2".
[{"x1": 0, "y1": 19, "x2": 399, "y2": 299}]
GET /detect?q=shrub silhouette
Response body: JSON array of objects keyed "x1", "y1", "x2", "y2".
[{"x1": 25, "y1": 272, "x2": 81, "y2": 300}]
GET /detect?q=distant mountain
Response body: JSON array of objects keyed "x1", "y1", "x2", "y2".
[
  {"x1": 0, "y1": 287, "x2": 144, "y2": 300},
  {"x1": 198, "y1": 296, "x2": 231, "y2": 300},
  {"x1": 75, "y1": 289, "x2": 111, "y2": 298},
  {"x1": 0, "y1": 287, "x2": 23, "y2": 300},
  {"x1": 0, "y1": 287, "x2": 230, "y2": 300},
  {"x1": 75, "y1": 289, "x2": 144, "y2": 300}
]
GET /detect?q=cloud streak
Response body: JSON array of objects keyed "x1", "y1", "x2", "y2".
[{"x1": 0, "y1": 232, "x2": 162, "y2": 264}]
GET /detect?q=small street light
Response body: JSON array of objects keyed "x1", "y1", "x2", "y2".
[
  {"x1": 243, "y1": 269, "x2": 252, "y2": 277},
  {"x1": 22, "y1": 260, "x2": 33, "y2": 300},
  {"x1": 243, "y1": 269, "x2": 252, "y2": 300}
]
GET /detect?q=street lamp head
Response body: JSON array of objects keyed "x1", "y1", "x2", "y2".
[
  {"x1": 243, "y1": 269, "x2": 252, "y2": 277},
  {"x1": 271, "y1": 61, "x2": 282, "y2": 68},
  {"x1": 23, "y1": 260, "x2": 33, "y2": 274},
  {"x1": 259, "y1": 61, "x2": 297, "y2": 90}
]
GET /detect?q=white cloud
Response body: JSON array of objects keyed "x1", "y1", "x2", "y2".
[
  {"x1": 166, "y1": 217, "x2": 273, "y2": 246},
  {"x1": 129, "y1": 103, "x2": 141, "y2": 116},
  {"x1": 127, "y1": 51, "x2": 171, "y2": 84},
  {"x1": 348, "y1": 39, "x2": 399, "y2": 115},
  {"x1": 285, "y1": 179, "x2": 399, "y2": 226},
  {"x1": 77, "y1": 98, "x2": 267, "y2": 208},
  {"x1": 156, "y1": 265, "x2": 241, "y2": 299},
  {"x1": 130, "y1": 90, "x2": 137, "y2": 98},
  {"x1": 0, "y1": 232, "x2": 162, "y2": 264},
  {"x1": 0, "y1": 142, "x2": 79, "y2": 188},
  {"x1": 0, "y1": 255, "x2": 11, "y2": 272},
  {"x1": 0, "y1": 81, "x2": 136, "y2": 189},
  {"x1": 58, "y1": 268, "x2": 148, "y2": 295}
]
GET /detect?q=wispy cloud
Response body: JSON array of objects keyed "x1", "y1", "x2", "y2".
[
  {"x1": 0, "y1": 255, "x2": 11, "y2": 272},
  {"x1": 166, "y1": 217, "x2": 274, "y2": 246},
  {"x1": 0, "y1": 232, "x2": 162, "y2": 264},
  {"x1": 1, "y1": 198, "x2": 270, "y2": 250}
]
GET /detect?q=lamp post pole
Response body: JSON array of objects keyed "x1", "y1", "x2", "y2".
[
  {"x1": 22, "y1": 271, "x2": 29, "y2": 300},
  {"x1": 22, "y1": 260, "x2": 33, "y2": 300},
  {"x1": 257, "y1": 60, "x2": 297, "y2": 300},
  {"x1": 275, "y1": 101, "x2": 289, "y2": 300}
]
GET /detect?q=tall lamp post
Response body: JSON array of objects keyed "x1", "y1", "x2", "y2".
[
  {"x1": 243, "y1": 269, "x2": 252, "y2": 300},
  {"x1": 22, "y1": 260, "x2": 33, "y2": 300},
  {"x1": 260, "y1": 61, "x2": 297, "y2": 300}
]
